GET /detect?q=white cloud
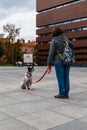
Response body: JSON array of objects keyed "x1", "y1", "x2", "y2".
[
  {"x1": 0, "y1": 0, "x2": 36, "y2": 11},
  {"x1": 0, "y1": 0, "x2": 36, "y2": 41}
]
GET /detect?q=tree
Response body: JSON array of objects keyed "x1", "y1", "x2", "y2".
[
  {"x1": 14, "y1": 41, "x2": 23, "y2": 65},
  {"x1": 2, "y1": 40, "x2": 14, "y2": 64},
  {"x1": 0, "y1": 42, "x2": 4, "y2": 57},
  {"x1": 3, "y1": 23, "x2": 20, "y2": 43}
]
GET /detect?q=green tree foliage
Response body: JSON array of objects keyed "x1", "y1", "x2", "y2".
[
  {"x1": 0, "y1": 40, "x2": 23, "y2": 65},
  {"x1": 14, "y1": 41, "x2": 23, "y2": 65},
  {"x1": 2, "y1": 41, "x2": 14, "y2": 64},
  {"x1": 3, "y1": 23, "x2": 20, "y2": 43},
  {"x1": 1, "y1": 23, "x2": 22, "y2": 65}
]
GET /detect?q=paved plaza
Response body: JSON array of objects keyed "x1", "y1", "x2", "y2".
[{"x1": 0, "y1": 66, "x2": 87, "y2": 130}]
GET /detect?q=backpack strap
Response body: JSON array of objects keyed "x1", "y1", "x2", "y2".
[
  {"x1": 56, "y1": 40, "x2": 68, "y2": 61},
  {"x1": 62, "y1": 40, "x2": 69, "y2": 47},
  {"x1": 56, "y1": 49, "x2": 64, "y2": 61}
]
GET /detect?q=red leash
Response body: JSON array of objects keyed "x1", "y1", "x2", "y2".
[
  {"x1": 27, "y1": 67, "x2": 50, "y2": 84},
  {"x1": 32, "y1": 67, "x2": 49, "y2": 83}
]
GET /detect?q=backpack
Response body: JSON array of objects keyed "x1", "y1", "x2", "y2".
[{"x1": 56, "y1": 40, "x2": 75, "y2": 65}]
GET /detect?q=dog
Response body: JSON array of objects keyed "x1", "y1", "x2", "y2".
[{"x1": 20, "y1": 65, "x2": 34, "y2": 90}]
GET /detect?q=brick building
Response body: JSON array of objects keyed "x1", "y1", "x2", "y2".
[
  {"x1": 36, "y1": 0, "x2": 87, "y2": 66},
  {"x1": 21, "y1": 40, "x2": 37, "y2": 54}
]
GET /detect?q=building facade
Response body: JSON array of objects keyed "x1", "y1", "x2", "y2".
[
  {"x1": 21, "y1": 40, "x2": 37, "y2": 54},
  {"x1": 36, "y1": 0, "x2": 87, "y2": 66}
]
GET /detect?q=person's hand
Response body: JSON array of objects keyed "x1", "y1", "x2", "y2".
[{"x1": 47, "y1": 66, "x2": 52, "y2": 73}]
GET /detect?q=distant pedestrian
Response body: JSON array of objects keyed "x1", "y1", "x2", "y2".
[{"x1": 47, "y1": 27, "x2": 74, "y2": 99}]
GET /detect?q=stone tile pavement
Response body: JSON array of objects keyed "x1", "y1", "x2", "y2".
[{"x1": 0, "y1": 66, "x2": 87, "y2": 130}]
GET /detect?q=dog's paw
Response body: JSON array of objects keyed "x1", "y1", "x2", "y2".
[
  {"x1": 27, "y1": 87, "x2": 30, "y2": 89},
  {"x1": 21, "y1": 85, "x2": 26, "y2": 89}
]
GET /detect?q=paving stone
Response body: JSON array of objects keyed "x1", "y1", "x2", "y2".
[
  {"x1": 0, "y1": 112, "x2": 10, "y2": 121},
  {"x1": 17, "y1": 110, "x2": 73, "y2": 130},
  {"x1": 2, "y1": 90, "x2": 44, "y2": 102},
  {"x1": 0, "y1": 96, "x2": 21, "y2": 107},
  {"x1": 48, "y1": 120, "x2": 87, "y2": 130},
  {"x1": 0, "y1": 118, "x2": 37, "y2": 130},
  {"x1": 0, "y1": 67, "x2": 87, "y2": 130},
  {"x1": 0, "y1": 103, "x2": 28, "y2": 117},
  {"x1": 80, "y1": 116, "x2": 87, "y2": 123},
  {"x1": 50, "y1": 104, "x2": 87, "y2": 119},
  {"x1": 74, "y1": 99, "x2": 87, "y2": 107},
  {"x1": 73, "y1": 91, "x2": 87, "y2": 99}
]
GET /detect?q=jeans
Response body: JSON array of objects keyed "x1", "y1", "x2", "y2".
[{"x1": 55, "y1": 61, "x2": 70, "y2": 96}]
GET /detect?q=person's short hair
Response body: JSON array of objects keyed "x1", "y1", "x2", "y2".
[{"x1": 51, "y1": 27, "x2": 64, "y2": 37}]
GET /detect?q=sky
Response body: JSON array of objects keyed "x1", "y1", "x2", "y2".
[{"x1": 0, "y1": 0, "x2": 36, "y2": 42}]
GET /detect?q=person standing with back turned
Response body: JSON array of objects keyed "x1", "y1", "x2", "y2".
[{"x1": 47, "y1": 27, "x2": 74, "y2": 99}]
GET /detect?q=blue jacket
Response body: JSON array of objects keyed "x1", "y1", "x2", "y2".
[{"x1": 47, "y1": 34, "x2": 74, "y2": 66}]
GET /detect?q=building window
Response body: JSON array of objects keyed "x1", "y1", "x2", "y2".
[{"x1": 38, "y1": 0, "x2": 85, "y2": 14}]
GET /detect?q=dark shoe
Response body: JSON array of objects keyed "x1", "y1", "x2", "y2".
[
  {"x1": 64, "y1": 95, "x2": 69, "y2": 99},
  {"x1": 54, "y1": 95, "x2": 65, "y2": 99}
]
